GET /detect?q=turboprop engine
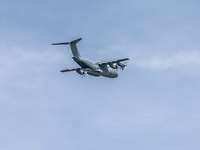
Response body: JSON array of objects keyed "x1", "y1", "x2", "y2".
[
  {"x1": 76, "y1": 68, "x2": 86, "y2": 75},
  {"x1": 117, "y1": 62, "x2": 126, "y2": 70},
  {"x1": 109, "y1": 63, "x2": 118, "y2": 69}
]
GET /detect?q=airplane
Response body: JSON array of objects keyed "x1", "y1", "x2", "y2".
[{"x1": 52, "y1": 38, "x2": 129, "y2": 78}]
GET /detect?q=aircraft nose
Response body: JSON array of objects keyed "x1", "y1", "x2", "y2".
[
  {"x1": 115, "y1": 73, "x2": 118, "y2": 78},
  {"x1": 112, "y1": 72, "x2": 118, "y2": 78}
]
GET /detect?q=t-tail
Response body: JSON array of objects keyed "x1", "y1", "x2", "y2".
[{"x1": 52, "y1": 38, "x2": 82, "y2": 58}]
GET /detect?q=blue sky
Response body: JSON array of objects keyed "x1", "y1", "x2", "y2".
[{"x1": 1, "y1": 0, "x2": 200, "y2": 150}]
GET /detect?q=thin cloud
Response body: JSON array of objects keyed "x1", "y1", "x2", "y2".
[{"x1": 136, "y1": 50, "x2": 200, "y2": 70}]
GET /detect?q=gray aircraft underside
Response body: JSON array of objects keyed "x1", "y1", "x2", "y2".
[{"x1": 52, "y1": 38, "x2": 129, "y2": 78}]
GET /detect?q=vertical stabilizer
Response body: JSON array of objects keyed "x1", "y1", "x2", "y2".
[
  {"x1": 52, "y1": 38, "x2": 82, "y2": 58},
  {"x1": 69, "y1": 38, "x2": 82, "y2": 57}
]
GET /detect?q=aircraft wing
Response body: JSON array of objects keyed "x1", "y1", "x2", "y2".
[
  {"x1": 96, "y1": 58, "x2": 129, "y2": 70},
  {"x1": 97, "y1": 58, "x2": 129, "y2": 65},
  {"x1": 60, "y1": 68, "x2": 81, "y2": 72}
]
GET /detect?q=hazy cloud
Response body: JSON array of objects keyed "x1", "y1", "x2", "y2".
[{"x1": 136, "y1": 50, "x2": 200, "y2": 71}]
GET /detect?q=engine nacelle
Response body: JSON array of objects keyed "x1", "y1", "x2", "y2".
[
  {"x1": 117, "y1": 62, "x2": 126, "y2": 70},
  {"x1": 109, "y1": 63, "x2": 118, "y2": 69},
  {"x1": 76, "y1": 69, "x2": 86, "y2": 75}
]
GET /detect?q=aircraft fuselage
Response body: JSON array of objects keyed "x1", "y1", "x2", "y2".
[{"x1": 72, "y1": 57, "x2": 118, "y2": 78}]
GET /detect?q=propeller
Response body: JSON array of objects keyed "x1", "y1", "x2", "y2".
[{"x1": 117, "y1": 62, "x2": 126, "y2": 70}]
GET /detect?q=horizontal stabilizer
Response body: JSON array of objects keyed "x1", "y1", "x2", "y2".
[
  {"x1": 52, "y1": 42, "x2": 70, "y2": 45},
  {"x1": 71, "y1": 38, "x2": 82, "y2": 43},
  {"x1": 51, "y1": 38, "x2": 82, "y2": 45},
  {"x1": 52, "y1": 38, "x2": 82, "y2": 58}
]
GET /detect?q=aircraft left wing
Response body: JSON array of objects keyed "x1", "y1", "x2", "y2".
[
  {"x1": 60, "y1": 68, "x2": 80, "y2": 72},
  {"x1": 60, "y1": 67, "x2": 89, "y2": 75}
]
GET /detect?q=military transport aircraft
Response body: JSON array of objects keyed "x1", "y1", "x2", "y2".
[{"x1": 52, "y1": 38, "x2": 129, "y2": 78}]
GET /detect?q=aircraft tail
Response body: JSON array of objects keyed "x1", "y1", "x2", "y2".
[{"x1": 52, "y1": 38, "x2": 82, "y2": 58}]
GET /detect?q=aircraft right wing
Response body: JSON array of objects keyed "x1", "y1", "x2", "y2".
[
  {"x1": 96, "y1": 58, "x2": 129, "y2": 70},
  {"x1": 96, "y1": 58, "x2": 129, "y2": 65}
]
